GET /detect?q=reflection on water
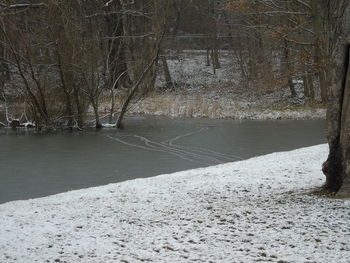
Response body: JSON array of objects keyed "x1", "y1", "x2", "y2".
[{"x1": 0, "y1": 116, "x2": 326, "y2": 203}]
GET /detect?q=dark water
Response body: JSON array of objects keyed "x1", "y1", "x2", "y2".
[{"x1": 0, "y1": 117, "x2": 326, "y2": 204}]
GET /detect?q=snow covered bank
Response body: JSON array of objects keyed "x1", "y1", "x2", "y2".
[
  {"x1": 120, "y1": 93, "x2": 326, "y2": 120},
  {"x1": 1, "y1": 145, "x2": 349, "y2": 263},
  {"x1": 95, "y1": 50, "x2": 326, "y2": 120}
]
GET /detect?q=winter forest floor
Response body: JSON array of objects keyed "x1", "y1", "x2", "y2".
[
  {"x1": 102, "y1": 50, "x2": 326, "y2": 120},
  {"x1": 1, "y1": 144, "x2": 349, "y2": 263}
]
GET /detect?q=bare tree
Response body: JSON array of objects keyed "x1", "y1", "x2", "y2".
[
  {"x1": 115, "y1": 0, "x2": 172, "y2": 128},
  {"x1": 322, "y1": 0, "x2": 350, "y2": 197}
]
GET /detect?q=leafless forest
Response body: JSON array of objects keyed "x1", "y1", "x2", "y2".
[{"x1": 0, "y1": 0, "x2": 335, "y2": 130}]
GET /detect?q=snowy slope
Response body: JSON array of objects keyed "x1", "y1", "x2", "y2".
[{"x1": 0, "y1": 145, "x2": 349, "y2": 263}]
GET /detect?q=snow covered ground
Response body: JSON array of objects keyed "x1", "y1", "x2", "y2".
[
  {"x1": 103, "y1": 50, "x2": 326, "y2": 120},
  {"x1": 1, "y1": 145, "x2": 349, "y2": 263}
]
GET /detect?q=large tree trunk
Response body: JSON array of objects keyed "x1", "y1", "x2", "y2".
[
  {"x1": 323, "y1": 1, "x2": 350, "y2": 197},
  {"x1": 338, "y1": 51, "x2": 350, "y2": 197},
  {"x1": 325, "y1": 43, "x2": 350, "y2": 196}
]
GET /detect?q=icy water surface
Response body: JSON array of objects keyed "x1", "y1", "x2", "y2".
[{"x1": 0, "y1": 117, "x2": 326, "y2": 203}]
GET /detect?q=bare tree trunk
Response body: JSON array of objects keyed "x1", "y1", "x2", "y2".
[
  {"x1": 108, "y1": 71, "x2": 126, "y2": 124},
  {"x1": 247, "y1": 39, "x2": 258, "y2": 80},
  {"x1": 91, "y1": 100, "x2": 102, "y2": 129},
  {"x1": 56, "y1": 46, "x2": 74, "y2": 128},
  {"x1": 235, "y1": 33, "x2": 247, "y2": 79},
  {"x1": 0, "y1": 45, "x2": 7, "y2": 94},
  {"x1": 119, "y1": 0, "x2": 135, "y2": 84},
  {"x1": 338, "y1": 56, "x2": 350, "y2": 197},
  {"x1": 0, "y1": 18, "x2": 8, "y2": 97},
  {"x1": 0, "y1": 57, "x2": 5, "y2": 95},
  {"x1": 72, "y1": 83, "x2": 85, "y2": 128},
  {"x1": 206, "y1": 46, "x2": 211, "y2": 67},
  {"x1": 324, "y1": 43, "x2": 349, "y2": 195},
  {"x1": 323, "y1": 0, "x2": 350, "y2": 197},
  {"x1": 109, "y1": 89, "x2": 116, "y2": 124},
  {"x1": 161, "y1": 56, "x2": 174, "y2": 89},
  {"x1": 116, "y1": 37, "x2": 163, "y2": 129},
  {"x1": 222, "y1": 11, "x2": 247, "y2": 79},
  {"x1": 302, "y1": 75, "x2": 309, "y2": 97},
  {"x1": 213, "y1": 42, "x2": 220, "y2": 69},
  {"x1": 149, "y1": 58, "x2": 158, "y2": 91},
  {"x1": 283, "y1": 40, "x2": 296, "y2": 97},
  {"x1": 211, "y1": 49, "x2": 216, "y2": 75},
  {"x1": 319, "y1": 70, "x2": 328, "y2": 102},
  {"x1": 303, "y1": 73, "x2": 315, "y2": 102},
  {"x1": 307, "y1": 73, "x2": 315, "y2": 101}
]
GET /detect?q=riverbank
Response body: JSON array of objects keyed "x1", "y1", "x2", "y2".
[
  {"x1": 100, "y1": 50, "x2": 326, "y2": 120},
  {"x1": 112, "y1": 92, "x2": 326, "y2": 120},
  {"x1": 1, "y1": 50, "x2": 326, "y2": 123},
  {"x1": 1, "y1": 144, "x2": 349, "y2": 263}
]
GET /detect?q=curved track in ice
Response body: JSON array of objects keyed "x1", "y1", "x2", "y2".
[
  {"x1": 161, "y1": 127, "x2": 208, "y2": 146},
  {"x1": 105, "y1": 135, "x2": 201, "y2": 164},
  {"x1": 106, "y1": 127, "x2": 242, "y2": 166}
]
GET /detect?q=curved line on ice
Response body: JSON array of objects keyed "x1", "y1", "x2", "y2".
[
  {"x1": 162, "y1": 127, "x2": 208, "y2": 145},
  {"x1": 105, "y1": 135, "x2": 210, "y2": 165},
  {"x1": 133, "y1": 135, "x2": 222, "y2": 164},
  {"x1": 172, "y1": 144, "x2": 244, "y2": 161},
  {"x1": 160, "y1": 127, "x2": 244, "y2": 161}
]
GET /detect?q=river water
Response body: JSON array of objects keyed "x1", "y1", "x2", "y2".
[{"x1": 0, "y1": 117, "x2": 326, "y2": 203}]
